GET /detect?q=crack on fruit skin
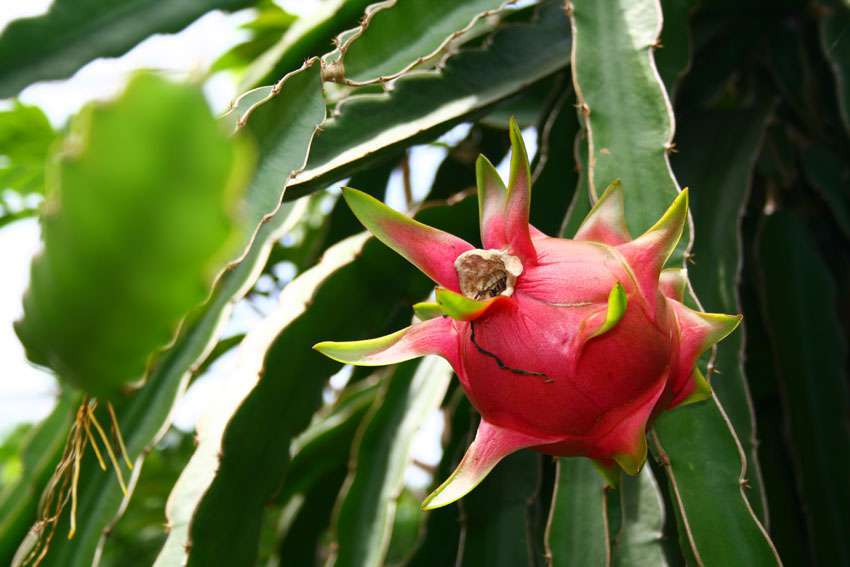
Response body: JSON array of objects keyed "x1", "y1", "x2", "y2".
[{"x1": 469, "y1": 321, "x2": 553, "y2": 383}]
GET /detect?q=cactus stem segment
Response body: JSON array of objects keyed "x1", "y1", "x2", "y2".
[{"x1": 412, "y1": 301, "x2": 444, "y2": 321}]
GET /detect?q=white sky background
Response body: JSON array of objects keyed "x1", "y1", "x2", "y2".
[{"x1": 0, "y1": 0, "x2": 538, "y2": 487}]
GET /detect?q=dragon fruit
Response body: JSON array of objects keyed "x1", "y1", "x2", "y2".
[{"x1": 314, "y1": 120, "x2": 741, "y2": 509}]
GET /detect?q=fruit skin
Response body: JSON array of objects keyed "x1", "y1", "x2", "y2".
[{"x1": 314, "y1": 119, "x2": 741, "y2": 509}]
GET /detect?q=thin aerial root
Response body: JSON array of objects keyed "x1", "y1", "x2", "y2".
[
  {"x1": 41, "y1": 427, "x2": 75, "y2": 505},
  {"x1": 25, "y1": 399, "x2": 133, "y2": 565},
  {"x1": 86, "y1": 404, "x2": 128, "y2": 496},
  {"x1": 34, "y1": 453, "x2": 73, "y2": 564},
  {"x1": 68, "y1": 432, "x2": 82, "y2": 540},
  {"x1": 22, "y1": 404, "x2": 85, "y2": 565},
  {"x1": 83, "y1": 420, "x2": 107, "y2": 471},
  {"x1": 107, "y1": 402, "x2": 133, "y2": 469},
  {"x1": 28, "y1": 445, "x2": 73, "y2": 564}
]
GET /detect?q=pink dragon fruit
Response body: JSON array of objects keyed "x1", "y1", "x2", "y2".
[{"x1": 314, "y1": 120, "x2": 741, "y2": 509}]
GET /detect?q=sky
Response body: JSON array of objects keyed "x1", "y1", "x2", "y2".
[{"x1": 0, "y1": 0, "x2": 537, "y2": 487}]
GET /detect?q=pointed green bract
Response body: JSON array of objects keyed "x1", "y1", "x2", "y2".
[
  {"x1": 507, "y1": 116, "x2": 531, "y2": 203},
  {"x1": 422, "y1": 419, "x2": 556, "y2": 510},
  {"x1": 671, "y1": 304, "x2": 742, "y2": 408},
  {"x1": 314, "y1": 329, "x2": 413, "y2": 366},
  {"x1": 342, "y1": 187, "x2": 473, "y2": 291},
  {"x1": 413, "y1": 302, "x2": 444, "y2": 321},
  {"x1": 589, "y1": 282, "x2": 628, "y2": 339},
  {"x1": 617, "y1": 189, "x2": 689, "y2": 310},
  {"x1": 313, "y1": 316, "x2": 455, "y2": 367},
  {"x1": 672, "y1": 303, "x2": 744, "y2": 355},
  {"x1": 680, "y1": 368, "x2": 713, "y2": 407},
  {"x1": 592, "y1": 459, "x2": 621, "y2": 488},
  {"x1": 504, "y1": 116, "x2": 536, "y2": 262},
  {"x1": 421, "y1": 454, "x2": 494, "y2": 511},
  {"x1": 575, "y1": 180, "x2": 631, "y2": 245},
  {"x1": 476, "y1": 154, "x2": 507, "y2": 249},
  {"x1": 693, "y1": 311, "x2": 743, "y2": 353},
  {"x1": 613, "y1": 434, "x2": 647, "y2": 476},
  {"x1": 435, "y1": 288, "x2": 499, "y2": 321},
  {"x1": 639, "y1": 189, "x2": 689, "y2": 266}
]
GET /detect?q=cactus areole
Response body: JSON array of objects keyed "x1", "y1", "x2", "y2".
[{"x1": 314, "y1": 119, "x2": 741, "y2": 509}]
